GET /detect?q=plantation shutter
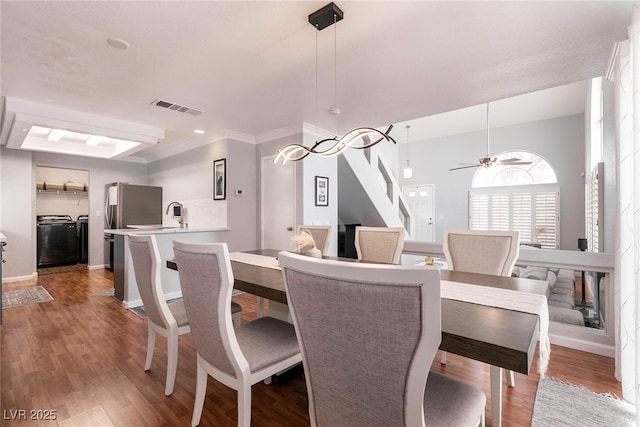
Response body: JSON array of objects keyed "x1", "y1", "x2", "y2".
[{"x1": 469, "y1": 184, "x2": 560, "y2": 249}]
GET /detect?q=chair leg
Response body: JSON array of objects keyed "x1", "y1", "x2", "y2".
[
  {"x1": 191, "y1": 360, "x2": 208, "y2": 427},
  {"x1": 440, "y1": 350, "x2": 447, "y2": 365},
  {"x1": 237, "y1": 380, "x2": 252, "y2": 427},
  {"x1": 232, "y1": 310, "x2": 242, "y2": 328},
  {"x1": 145, "y1": 324, "x2": 156, "y2": 371},
  {"x1": 165, "y1": 331, "x2": 179, "y2": 396},
  {"x1": 256, "y1": 296, "x2": 264, "y2": 318},
  {"x1": 506, "y1": 370, "x2": 516, "y2": 387}
]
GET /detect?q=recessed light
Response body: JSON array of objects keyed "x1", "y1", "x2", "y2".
[
  {"x1": 107, "y1": 38, "x2": 130, "y2": 50},
  {"x1": 194, "y1": 129, "x2": 205, "y2": 134}
]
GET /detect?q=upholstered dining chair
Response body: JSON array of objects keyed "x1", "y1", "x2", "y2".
[
  {"x1": 297, "y1": 224, "x2": 332, "y2": 255},
  {"x1": 279, "y1": 251, "x2": 486, "y2": 427},
  {"x1": 441, "y1": 228, "x2": 520, "y2": 386},
  {"x1": 354, "y1": 226, "x2": 404, "y2": 264},
  {"x1": 127, "y1": 234, "x2": 192, "y2": 396},
  {"x1": 256, "y1": 224, "x2": 333, "y2": 317},
  {"x1": 172, "y1": 240, "x2": 301, "y2": 427}
]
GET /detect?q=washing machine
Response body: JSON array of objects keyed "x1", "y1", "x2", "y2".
[{"x1": 36, "y1": 215, "x2": 78, "y2": 268}]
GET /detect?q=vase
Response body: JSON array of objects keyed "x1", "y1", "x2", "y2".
[{"x1": 305, "y1": 247, "x2": 322, "y2": 258}]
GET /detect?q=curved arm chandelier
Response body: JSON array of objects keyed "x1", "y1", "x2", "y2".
[{"x1": 274, "y1": 125, "x2": 397, "y2": 164}]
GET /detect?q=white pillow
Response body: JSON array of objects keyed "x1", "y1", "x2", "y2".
[{"x1": 546, "y1": 270, "x2": 557, "y2": 287}]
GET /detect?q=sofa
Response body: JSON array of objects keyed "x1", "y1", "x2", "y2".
[{"x1": 512, "y1": 266, "x2": 585, "y2": 326}]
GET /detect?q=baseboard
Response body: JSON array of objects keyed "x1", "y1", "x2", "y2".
[
  {"x1": 2, "y1": 273, "x2": 38, "y2": 283},
  {"x1": 549, "y1": 332, "x2": 615, "y2": 357}
]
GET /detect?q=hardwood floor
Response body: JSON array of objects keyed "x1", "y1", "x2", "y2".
[{"x1": 1, "y1": 269, "x2": 621, "y2": 426}]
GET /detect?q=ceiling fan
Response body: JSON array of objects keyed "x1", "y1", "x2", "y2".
[{"x1": 449, "y1": 103, "x2": 532, "y2": 171}]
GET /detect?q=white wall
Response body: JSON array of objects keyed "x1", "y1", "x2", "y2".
[
  {"x1": 256, "y1": 132, "x2": 339, "y2": 255},
  {"x1": 399, "y1": 114, "x2": 586, "y2": 249},
  {"x1": 35, "y1": 166, "x2": 89, "y2": 220},
  {"x1": 147, "y1": 138, "x2": 258, "y2": 251},
  {"x1": 300, "y1": 131, "x2": 338, "y2": 256}
]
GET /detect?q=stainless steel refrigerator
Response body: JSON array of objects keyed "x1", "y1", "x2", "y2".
[{"x1": 104, "y1": 182, "x2": 162, "y2": 287}]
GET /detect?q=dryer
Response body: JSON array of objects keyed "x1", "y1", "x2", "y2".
[{"x1": 36, "y1": 215, "x2": 77, "y2": 268}]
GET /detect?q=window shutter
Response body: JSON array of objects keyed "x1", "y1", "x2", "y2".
[{"x1": 470, "y1": 184, "x2": 560, "y2": 249}]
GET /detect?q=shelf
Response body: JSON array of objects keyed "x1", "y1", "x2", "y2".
[{"x1": 37, "y1": 189, "x2": 87, "y2": 196}]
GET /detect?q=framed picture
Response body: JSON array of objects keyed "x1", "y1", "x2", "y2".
[
  {"x1": 213, "y1": 158, "x2": 226, "y2": 200},
  {"x1": 315, "y1": 176, "x2": 329, "y2": 207}
]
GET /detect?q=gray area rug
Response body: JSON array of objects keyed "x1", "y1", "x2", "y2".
[
  {"x1": 2, "y1": 286, "x2": 53, "y2": 309},
  {"x1": 532, "y1": 377, "x2": 636, "y2": 426}
]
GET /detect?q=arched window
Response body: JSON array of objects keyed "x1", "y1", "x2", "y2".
[
  {"x1": 472, "y1": 151, "x2": 557, "y2": 187},
  {"x1": 469, "y1": 151, "x2": 560, "y2": 249}
]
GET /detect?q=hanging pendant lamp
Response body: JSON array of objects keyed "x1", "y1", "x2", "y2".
[
  {"x1": 274, "y1": 2, "x2": 397, "y2": 164},
  {"x1": 403, "y1": 125, "x2": 413, "y2": 179}
]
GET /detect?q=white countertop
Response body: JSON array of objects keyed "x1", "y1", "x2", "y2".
[
  {"x1": 105, "y1": 227, "x2": 230, "y2": 236},
  {"x1": 0, "y1": 231, "x2": 6, "y2": 243}
]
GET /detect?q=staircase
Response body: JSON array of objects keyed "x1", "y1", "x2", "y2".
[{"x1": 337, "y1": 143, "x2": 413, "y2": 238}]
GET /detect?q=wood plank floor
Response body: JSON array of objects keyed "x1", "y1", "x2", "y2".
[{"x1": 1, "y1": 269, "x2": 621, "y2": 426}]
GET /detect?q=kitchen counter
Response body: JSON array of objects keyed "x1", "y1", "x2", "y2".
[
  {"x1": 105, "y1": 226, "x2": 230, "y2": 236},
  {"x1": 107, "y1": 227, "x2": 232, "y2": 308}
]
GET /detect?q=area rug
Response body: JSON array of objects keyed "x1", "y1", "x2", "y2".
[
  {"x1": 2, "y1": 286, "x2": 53, "y2": 309},
  {"x1": 532, "y1": 377, "x2": 636, "y2": 426}
]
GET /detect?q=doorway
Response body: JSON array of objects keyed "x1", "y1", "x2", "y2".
[
  {"x1": 261, "y1": 156, "x2": 296, "y2": 250},
  {"x1": 35, "y1": 166, "x2": 89, "y2": 273},
  {"x1": 402, "y1": 184, "x2": 435, "y2": 242}
]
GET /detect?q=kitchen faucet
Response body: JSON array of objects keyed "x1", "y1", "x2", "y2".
[{"x1": 166, "y1": 201, "x2": 187, "y2": 228}]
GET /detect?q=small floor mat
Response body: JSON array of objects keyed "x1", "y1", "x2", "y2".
[{"x1": 2, "y1": 286, "x2": 53, "y2": 309}]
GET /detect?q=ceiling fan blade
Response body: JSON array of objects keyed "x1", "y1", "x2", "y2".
[
  {"x1": 495, "y1": 158, "x2": 533, "y2": 165},
  {"x1": 449, "y1": 164, "x2": 480, "y2": 171}
]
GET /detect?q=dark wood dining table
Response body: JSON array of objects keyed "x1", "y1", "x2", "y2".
[{"x1": 167, "y1": 248, "x2": 548, "y2": 426}]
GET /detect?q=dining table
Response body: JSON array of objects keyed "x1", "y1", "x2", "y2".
[{"x1": 167, "y1": 248, "x2": 549, "y2": 427}]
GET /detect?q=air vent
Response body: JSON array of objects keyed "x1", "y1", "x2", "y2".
[{"x1": 150, "y1": 99, "x2": 203, "y2": 116}]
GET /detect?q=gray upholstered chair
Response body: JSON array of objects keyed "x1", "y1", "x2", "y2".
[
  {"x1": 279, "y1": 250, "x2": 486, "y2": 427},
  {"x1": 441, "y1": 228, "x2": 520, "y2": 386},
  {"x1": 127, "y1": 234, "x2": 192, "y2": 396},
  {"x1": 172, "y1": 241, "x2": 301, "y2": 427},
  {"x1": 354, "y1": 226, "x2": 404, "y2": 264}
]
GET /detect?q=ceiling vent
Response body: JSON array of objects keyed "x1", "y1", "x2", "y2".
[{"x1": 150, "y1": 99, "x2": 203, "y2": 116}]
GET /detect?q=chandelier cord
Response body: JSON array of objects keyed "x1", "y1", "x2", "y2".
[
  {"x1": 334, "y1": 13, "x2": 338, "y2": 111},
  {"x1": 315, "y1": 23, "x2": 319, "y2": 143}
]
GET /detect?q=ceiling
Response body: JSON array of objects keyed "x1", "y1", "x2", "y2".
[{"x1": 0, "y1": 1, "x2": 633, "y2": 162}]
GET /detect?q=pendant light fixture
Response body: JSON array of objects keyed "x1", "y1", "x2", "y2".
[
  {"x1": 274, "y1": 3, "x2": 397, "y2": 164},
  {"x1": 403, "y1": 125, "x2": 413, "y2": 179}
]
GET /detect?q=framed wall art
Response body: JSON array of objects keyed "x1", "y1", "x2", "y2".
[
  {"x1": 213, "y1": 158, "x2": 226, "y2": 200},
  {"x1": 315, "y1": 176, "x2": 329, "y2": 207}
]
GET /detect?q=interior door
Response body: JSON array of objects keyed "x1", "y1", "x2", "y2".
[
  {"x1": 261, "y1": 156, "x2": 296, "y2": 250},
  {"x1": 403, "y1": 184, "x2": 435, "y2": 242}
]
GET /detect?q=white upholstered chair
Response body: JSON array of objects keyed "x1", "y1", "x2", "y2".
[
  {"x1": 257, "y1": 224, "x2": 333, "y2": 317},
  {"x1": 441, "y1": 228, "x2": 520, "y2": 386},
  {"x1": 172, "y1": 241, "x2": 301, "y2": 427},
  {"x1": 279, "y1": 251, "x2": 486, "y2": 427},
  {"x1": 127, "y1": 234, "x2": 192, "y2": 396},
  {"x1": 354, "y1": 226, "x2": 404, "y2": 264}
]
